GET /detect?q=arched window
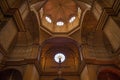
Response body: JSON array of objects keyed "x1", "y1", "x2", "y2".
[
  {"x1": 69, "y1": 16, "x2": 76, "y2": 23},
  {"x1": 56, "y1": 21, "x2": 64, "y2": 26},
  {"x1": 45, "y1": 16, "x2": 52, "y2": 23},
  {"x1": 54, "y1": 53, "x2": 65, "y2": 63}
]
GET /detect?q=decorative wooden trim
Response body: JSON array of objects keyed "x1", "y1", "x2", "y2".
[
  {"x1": 85, "y1": 58, "x2": 115, "y2": 65},
  {"x1": 13, "y1": 9, "x2": 26, "y2": 32},
  {"x1": 0, "y1": 0, "x2": 10, "y2": 14},
  {"x1": 0, "y1": 43, "x2": 7, "y2": 56},
  {"x1": 40, "y1": 72, "x2": 79, "y2": 76},
  {"x1": 34, "y1": 60, "x2": 42, "y2": 76},
  {"x1": 116, "y1": 48, "x2": 120, "y2": 55},
  {"x1": 112, "y1": 0, "x2": 120, "y2": 15},
  {"x1": 78, "y1": 61, "x2": 86, "y2": 74},
  {"x1": 2, "y1": 59, "x2": 36, "y2": 66}
]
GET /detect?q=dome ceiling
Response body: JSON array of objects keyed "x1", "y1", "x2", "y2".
[
  {"x1": 43, "y1": 0, "x2": 78, "y2": 23},
  {"x1": 29, "y1": 0, "x2": 92, "y2": 34},
  {"x1": 40, "y1": 0, "x2": 81, "y2": 33}
]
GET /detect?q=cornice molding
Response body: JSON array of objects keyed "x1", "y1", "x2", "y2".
[
  {"x1": 0, "y1": 0, "x2": 26, "y2": 32},
  {"x1": 96, "y1": 0, "x2": 120, "y2": 30}
]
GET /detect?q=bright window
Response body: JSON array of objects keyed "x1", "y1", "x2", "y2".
[
  {"x1": 56, "y1": 21, "x2": 64, "y2": 26},
  {"x1": 54, "y1": 53, "x2": 65, "y2": 63},
  {"x1": 45, "y1": 16, "x2": 52, "y2": 23},
  {"x1": 69, "y1": 16, "x2": 76, "y2": 23}
]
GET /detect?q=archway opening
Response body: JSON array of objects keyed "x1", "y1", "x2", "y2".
[
  {"x1": 98, "y1": 69, "x2": 120, "y2": 80},
  {"x1": 0, "y1": 69, "x2": 23, "y2": 80}
]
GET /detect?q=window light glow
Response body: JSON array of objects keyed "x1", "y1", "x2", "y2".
[
  {"x1": 69, "y1": 16, "x2": 76, "y2": 23},
  {"x1": 54, "y1": 53, "x2": 65, "y2": 63},
  {"x1": 56, "y1": 21, "x2": 64, "y2": 26},
  {"x1": 45, "y1": 16, "x2": 52, "y2": 23},
  {"x1": 40, "y1": 8, "x2": 43, "y2": 17},
  {"x1": 78, "y1": 7, "x2": 81, "y2": 12}
]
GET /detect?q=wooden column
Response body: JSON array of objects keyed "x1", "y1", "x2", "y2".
[{"x1": 23, "y1": 65, "x2": 39, "y2": 80}]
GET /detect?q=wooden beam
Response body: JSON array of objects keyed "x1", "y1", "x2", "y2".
[
  {"x1": 0, "y1": 0, "x2": 10, "y2": 14},
  {"x1": 2, "y1": 59, "x2": 36, "y2": 66},
  {"x1": 85, "y1": 58, "x2": 115, "y2": 65},
  {"x1": 40, "y1": 72, "x2": 79, "y2": 76}
]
